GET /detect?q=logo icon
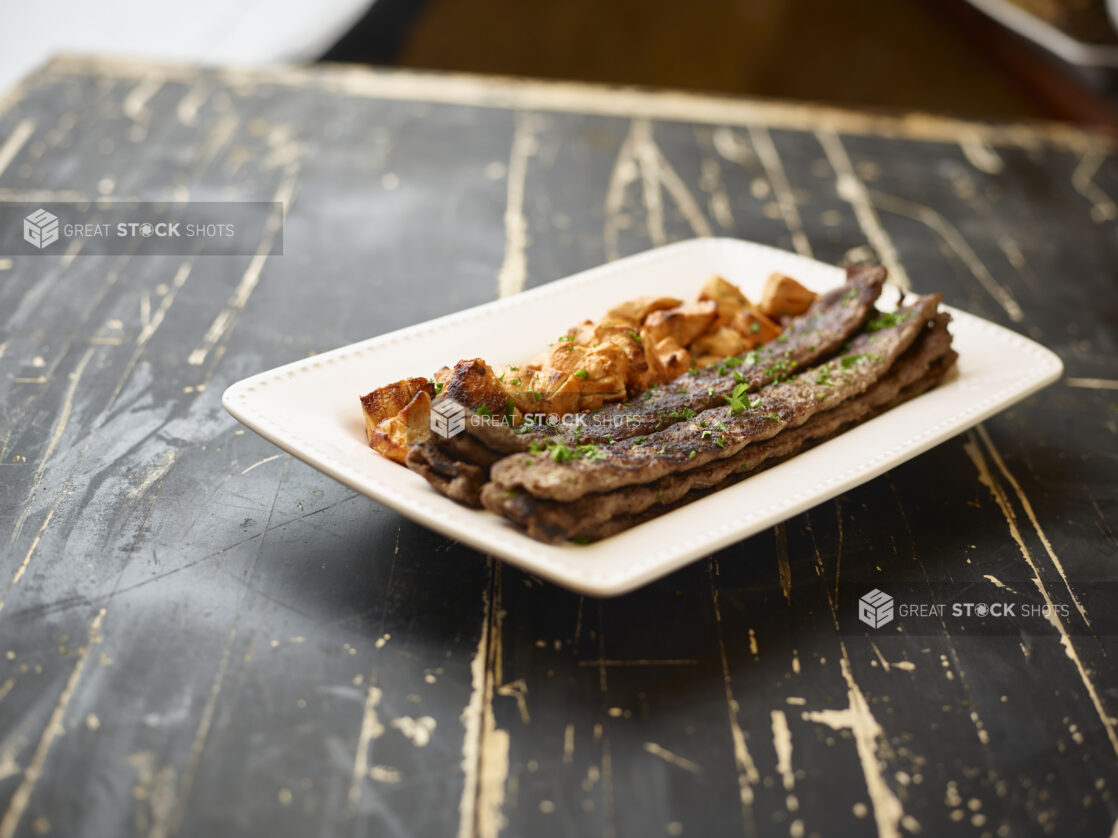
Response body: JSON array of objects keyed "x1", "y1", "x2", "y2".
[
  {"x1": 858, "y1": 589, "x2": 894, "y2": 629},
  {"x1": 430, "y1": 398, "x2": 466, "y2": 439},
  {"x1": 23, "y1": 208, "x2": 59, "y2": 249}
]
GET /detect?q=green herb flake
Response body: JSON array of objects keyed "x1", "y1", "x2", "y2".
[
  {"x1": 725, "y1": 382, "x2": 761, "y2": 414},
  {"x1": 866, "y1": 311, "x2": 914, "y2": 332},
  {"x1": 574, "y1": 368, "x2": 589, "y2": 380}
]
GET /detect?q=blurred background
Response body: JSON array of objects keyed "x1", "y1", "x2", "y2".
[{"x1": 4, "y1": 0, "x2": 1118, "y2": 129}]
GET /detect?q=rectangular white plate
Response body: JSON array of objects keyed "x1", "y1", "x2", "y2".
[{"x1": 223, "y1": 238, "x2": 1063, "y2": 596}]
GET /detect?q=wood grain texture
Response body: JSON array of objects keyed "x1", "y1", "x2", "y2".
[{"x1": 0, "y1": 57, "x2": 1116, "y2": 838}]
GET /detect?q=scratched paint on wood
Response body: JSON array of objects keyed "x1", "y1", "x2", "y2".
[{"x1": 0, "y1": 57, "x2": 1115, "y2": 838}]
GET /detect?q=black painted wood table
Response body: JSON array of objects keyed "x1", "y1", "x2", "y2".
[{"x1": 1, "y1": 55, "x2": 1117, "y2": 838}]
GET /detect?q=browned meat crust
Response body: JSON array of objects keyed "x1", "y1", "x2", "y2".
[
  {"x1": 405, "y1": 443, "x2": 488, "y2": 508},
  {"x1": 489, "y1": 292, "x2": 942, "y2": 502},
  {"x1": 482, "y1": 315, "x2": 955, "y2": 541},
  {"x1": 573, "y1": 352, "x2": 958, "y2": 542}
]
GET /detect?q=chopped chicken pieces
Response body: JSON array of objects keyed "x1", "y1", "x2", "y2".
[
  {"x1": 360, "y1": 377, "x2": 435, "y2": 463},
  {"x1": 699, "y1": 275, "x2": 750, "y2": 328},
  {"x1": 647, "y1": 336, "x2": 692, "y2": 381},
  {"x1": 603, "y1": 296, "x2": 682, "y2": 326},
  {"x1": 690, "y1": 325, "x2": 749, "y2": 362},
  {"x1": 729, "y1": 307, "x2": 782, "y2": 345},
  {"x1": 760, "y1": 272, "x2": 818, "y2": 318},
  {"x1": 641, "y1": 300, "x2": 717, "y2": 348}
]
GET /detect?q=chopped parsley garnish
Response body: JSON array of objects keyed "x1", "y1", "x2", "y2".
[
  {"x1": 840, "y1": 354, "x2": 866, "y2": 369},
  {"x1": 578, "y1": 443, "x2": 606, "y2": 461},
  {"x1": 532, "y1": 440, "x2": 607, "y2": 463},
  {"x1": 511, "y1": 378, "x2": 522, "y2": 386},
  {"x1": 743, "y1": 351, "x2": 759, "y2": 366},
  {"x1": 574, "y1": 368, "x2": 589, "y2": 380},
  {"x1": 763, "y1": 412, "x2": 782, "y2": 423},
  {"x1": 725, "y1": 383, "x2": 762, "y2": 414},
  {"x1": 628, "y1": 330, "x2": 642, "y2": 342},
  {"x1": 545, "y1": 440, "x2": 576, "y2": 462},
  {"x1": 433, "y1": 381, "x2": 445, "y2": 395},
  {"x1": 815, "y1": 369, "x2": 835, "y2": 386},
  {"x1": 866, "y1": 311, "x2": 914, "y2": 332},
  {"x1": 776, "y1": 334, "x2": 789, "y2": 344},
  {"x1": 750, "y1": 321, "x2": 761, "y2": 334},
  {"x1": 476, "y1": 405, "x2": 492, "y2": 416},
  {"x1": 688, "y1": 450, "x2": 697, "y2": 460},
  {"x1": 557, "y1": 335, "x2": 575, "y2": 342}
]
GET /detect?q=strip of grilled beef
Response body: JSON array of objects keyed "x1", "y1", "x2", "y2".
[
  {"x1": 571, "y1": 353, "x2": 957, "y2": 542},
  {"x1": 458, "y1": 264, "x2": 885, "y2": 453},
  {"x1": 490, "y1": 293, "x2": 942, "y2": 502},
  {"x1": 404, "y1": 432, "x2": 506, "y2": 507},
  {"x1": 405, "y1": 443, "x2": 488, "y2": 507},
  {"x1": 482, "y1": 315, "x2": 954, "y2": 541}
]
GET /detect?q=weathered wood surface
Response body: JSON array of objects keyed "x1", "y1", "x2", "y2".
[{"x1": 1, "y1": 55, "x2": 1116, "y2": 838}]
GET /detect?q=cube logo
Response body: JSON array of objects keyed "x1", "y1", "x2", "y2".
[
  {"x1": 430, "y1": 397, "x2": 466, "y2": 439},
  {"x1": 23, "y1": 208, "x2": 59, "y2": 249},
  {"x1": 858, "y1": 589, "x2": 894, "y2": 629}
]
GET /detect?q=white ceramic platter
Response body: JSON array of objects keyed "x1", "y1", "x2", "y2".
[{"x1": 223, "y1": 238, "x2": 1063, "y2": 596}]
